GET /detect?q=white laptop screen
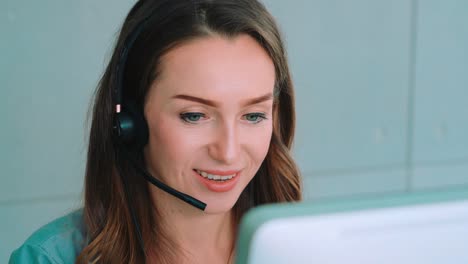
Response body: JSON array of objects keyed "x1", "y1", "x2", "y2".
[{"x1": 236, "y1": 189, "x2": 468, "y2": 264}]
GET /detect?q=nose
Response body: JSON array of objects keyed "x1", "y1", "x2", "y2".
[{"x1": 208, "y1": 122, "x2": 240, "y2": 165}]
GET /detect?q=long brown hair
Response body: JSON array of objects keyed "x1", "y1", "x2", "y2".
[{"x1": 77, "y1": 0, "x2": 301, "y2": 263}]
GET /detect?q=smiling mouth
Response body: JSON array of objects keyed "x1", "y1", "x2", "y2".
[{"x1": 194, "y1": 169, "x2": 237, "y2": 182}]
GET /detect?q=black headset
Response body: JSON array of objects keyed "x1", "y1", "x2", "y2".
[{"x1": 112, "y1": 15, "x2": 150, "y2": 150}]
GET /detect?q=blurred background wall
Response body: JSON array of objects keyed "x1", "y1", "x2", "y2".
[{"x1": 1, "y1": 0, "x2": 467, "y2": 261}]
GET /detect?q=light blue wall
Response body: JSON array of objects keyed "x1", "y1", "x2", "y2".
[
  {"x1": 411, "y1": 0, "x2": 468, "y2": 189},
  {"x1": 1, "y1": 0, "x2": 467, "y2": 261},
  {"x1": 262, "y1": 0, "x2": 468, "y2": 199},
  {"x1": 0, "y1": 1, "x2": 135, "y2": 261}
]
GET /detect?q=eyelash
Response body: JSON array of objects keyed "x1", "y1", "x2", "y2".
[
  {"x1": 243, "y1": 112, "x2": 267, "y2": 124},
  {"x1": 179, "y1": 112, "x2": 268, "y2": 124},
  {"x1": 179, "y1": 112, "x2": 206, "y2": 123}
]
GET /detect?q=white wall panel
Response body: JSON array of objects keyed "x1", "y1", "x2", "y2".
[
  {"x1": 302, "y1": 169, "x2": 407, "y2": 200},
  {"x1": 412, "y1": 0, "x2": 468, "y2": 163},
  {"x1": 0, "y1": 1, "x2": 135, "y2": 201},
  {"x1": 263, "y1": 0, "x2": 411, "y2": 172},
  {"x1": 412, "y1": 162, "x2": 468, "y2": 190}
]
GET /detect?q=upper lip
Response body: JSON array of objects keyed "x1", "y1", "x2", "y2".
[{"x1": 195, "y1": 169, "x2": 241, "y2": 176}]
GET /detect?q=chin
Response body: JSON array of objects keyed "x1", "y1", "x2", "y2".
[{"x1": 202, "y1": 196, "x2": 239, "y2": 214}]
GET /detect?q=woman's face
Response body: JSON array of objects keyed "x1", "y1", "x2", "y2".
[{"x1": 144, "y1": 34, "x2": 275, "y2": 213}]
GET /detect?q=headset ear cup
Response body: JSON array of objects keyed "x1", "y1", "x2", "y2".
[
  {"x1": 128, "y1": 102, "x2": 149, "y2": 148},
  {"x1": 114, "y1": 102, "x2": 149, "y2": 149},
  {"x1": 114, "y1": 111, "x2": 134, "y2": 142}
]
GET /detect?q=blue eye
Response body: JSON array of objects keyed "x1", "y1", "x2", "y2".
[
  {"x1": 180, "y1": 112, "x2": 205, "y2": 123},
  {"x1": 244, "y1": 113, "x2": 267, "y2": 124}
]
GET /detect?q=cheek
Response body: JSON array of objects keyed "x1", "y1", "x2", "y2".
[
  {"x1": 145, "y1": 117, "x2": 189, "y2": 179},
  {"x1": 147, "y1": 116, "x2": 209, "y2": 167},
  {"x1": 150, "y1": 119, "x2": 191, "y2": 161},
  {"x1": 246, "y1": 125, "x2": 273, "y2": 165}
]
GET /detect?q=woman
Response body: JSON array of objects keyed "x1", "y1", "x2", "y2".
[{"x1": 10, "y1": 0, "x2": 301, "y2": 263}]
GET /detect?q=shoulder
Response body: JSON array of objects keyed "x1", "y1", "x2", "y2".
[{"x1": 9, "y1": 209, "x2": 86, "y2": 264}]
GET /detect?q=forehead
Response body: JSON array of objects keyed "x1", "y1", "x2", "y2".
[{"x1": 151, "y1": 34, "x2": 276, "y2": 101}]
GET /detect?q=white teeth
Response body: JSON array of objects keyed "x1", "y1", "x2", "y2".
[{"x1": 196, "y1": 170, "x2": 236, "y2": 181}]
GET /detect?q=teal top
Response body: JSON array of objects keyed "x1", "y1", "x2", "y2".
[{"x1": 9, "y1": 209, "x2": 86, "y2": 264}]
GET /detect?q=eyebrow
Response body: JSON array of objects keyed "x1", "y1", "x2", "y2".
[{"x1": 172, "y1": 93, "x2": 274, "y2": 107}]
